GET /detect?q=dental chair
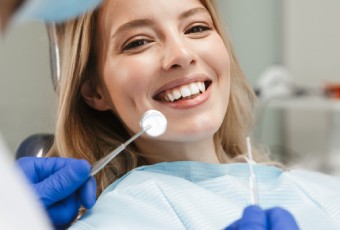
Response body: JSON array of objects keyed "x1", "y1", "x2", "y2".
[
  {"x1": 15, "y1": 134, "x2": 54, "y2": 159},
  {"x1": 15, "y1": 24, "x2": 59, "y2": 160}
]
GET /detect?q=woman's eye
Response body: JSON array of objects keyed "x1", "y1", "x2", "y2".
[
  {"x1": 185, "y1": 25, "x2": 212, "y2": 34},
  {"x1": 122, "y1": 39, "x2": 150, "y2": 51}
]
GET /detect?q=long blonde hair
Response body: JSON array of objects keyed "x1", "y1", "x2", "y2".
[{"x1": 48, "y1": 0, "x2": 264, "y2": 196}]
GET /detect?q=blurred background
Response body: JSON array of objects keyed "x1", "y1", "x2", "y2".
[{"x1": 0, "y1": 0, "x2": 339, "y2": 175}]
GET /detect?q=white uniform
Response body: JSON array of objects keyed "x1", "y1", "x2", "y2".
[{"x1": 0, "y1": 133, "x2": 52, "y2": 230}]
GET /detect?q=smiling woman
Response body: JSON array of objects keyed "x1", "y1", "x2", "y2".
[
  {"x1": 50, "y1": 0, "x2": 257, "y2": 189},
  {"x1": 47, "y1": 0, "x2": 340, "y2": 229}
]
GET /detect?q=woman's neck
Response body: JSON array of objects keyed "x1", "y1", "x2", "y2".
[{"x1": 136, "y1": 137, "x2": 220, "y2": 164}]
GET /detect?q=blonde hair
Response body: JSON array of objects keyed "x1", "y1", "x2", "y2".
[{"x1": 48, "y1": 0, "x2": 265, "y2": 197}]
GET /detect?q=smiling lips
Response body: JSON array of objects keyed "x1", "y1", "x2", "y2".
[{"x1": 155, "y1": 80, "x2": 211, "y2": 102}]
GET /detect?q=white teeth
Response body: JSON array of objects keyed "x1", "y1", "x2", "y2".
[
  {"x1": 163, "y1": 81, "x2": 207, "y2": 102},
  {"x1": 198, "y1": 82, "x2": 206, "y2": 92},
  {"x1": 180, "y1": 86, "x2": 191, "y2": 97},
  {"x1": 168, "y1": 93, "x2": 175, "y2": 102},
  {"x1": 173, "y1": 89, "x2": 181, "y2": 100},
  {"x1": 189, "y1": 83, "x2": 200, "y2": 94}
]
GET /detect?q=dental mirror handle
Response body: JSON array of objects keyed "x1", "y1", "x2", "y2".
[
  {"x1": 90, "y1": 125, "x2": 150, "y2": 176},
  {"x1": 246, "y1": 136, "x2": 259, "y2": 205}
]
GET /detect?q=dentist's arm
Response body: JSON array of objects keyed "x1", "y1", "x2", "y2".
[
  {"x1": 225, "y1": 205, "x2": 299, "y2": 230},
  {"x1": 17, "y1": 157, "x2": 96, "y2": 230},
  {"x1": 0, "y1": 0, "x2": 102, "y2": 32},
  {"x1": 0, "y1": 0, "x2": 24, "y2": 32}
]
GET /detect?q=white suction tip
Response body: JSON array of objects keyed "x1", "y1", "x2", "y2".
[{"x1": 140, "y1": 110, "x2": 167, "y2": 137}]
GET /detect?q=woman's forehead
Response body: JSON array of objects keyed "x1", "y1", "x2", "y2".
[
  {"x1": 98, "y1": 0, "x2": 208, "y2": 37},
  {"x1": 100, "y1": 0, "x2": 206, "y2": 25}
]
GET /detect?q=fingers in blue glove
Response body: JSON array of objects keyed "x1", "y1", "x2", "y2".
[
  {"x1": 17, "y1": 157, "x2": 88, "y2": 182},
  {"x1": 16, "y1": 157, "x2": 97, "y2": 228},
  {"x1": 17, "y1": 157, "x2": 97, "y2": 206},
  {"x1": 79, "y1": 176, "x2": 97, "y2": 209},
  {"x1": 33, "y1": 158, "x2": 93, "y2": 206},
  {"x1": 266, "y1": 207, "x2": 299, "y2": 230},
  {"x1": 225, "y1": 205, "x2": 299, "y2": 230},
  {"x1": 47, "y1": 193, "x2": 81, "y2": 229},
  {"x1": 227, "y1": 205, "x2": 267, "y2": 230}
]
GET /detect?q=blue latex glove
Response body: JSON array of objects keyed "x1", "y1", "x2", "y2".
[
  {"x1": 13, "y1": 0, "x2": 102, "y2": 23},
  {"x1": 225, "y1": 205, "x2": 299, "y2": 230},
  {"x1": 16, "y1": 157, "x2": 96, "y2": 230}
]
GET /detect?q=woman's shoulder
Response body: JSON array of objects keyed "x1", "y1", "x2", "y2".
[{"x1": 286, "y1": 168, "x2": 340, "y2": 188}]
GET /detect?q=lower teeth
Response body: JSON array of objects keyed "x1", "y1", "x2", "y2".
[{"x1": 174, "y1": 93, "x2": 201, "y2": 101}]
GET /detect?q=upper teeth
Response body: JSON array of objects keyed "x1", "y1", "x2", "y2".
[{"x1": 162, "y1": 81, "x2": 206, "y2": 102}]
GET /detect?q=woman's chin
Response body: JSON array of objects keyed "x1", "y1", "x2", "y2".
[{"x1": 161, "y1": 125, "x2": 220, "y2": 143}]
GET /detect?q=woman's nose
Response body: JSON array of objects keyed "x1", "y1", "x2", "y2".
[{"x1": 161, "y1": 36, "x2": 196, "y2": 71}]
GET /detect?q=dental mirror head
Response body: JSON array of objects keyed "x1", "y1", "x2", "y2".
[{"x1": 140, "y1": 110, "x2": 167, "y2": 137}]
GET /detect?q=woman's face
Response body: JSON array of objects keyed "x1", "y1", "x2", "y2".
[{"x1": 93, "y1": 0, "x2": 230, "y2": 144}]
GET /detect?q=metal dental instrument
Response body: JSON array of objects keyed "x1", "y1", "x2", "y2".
[
  {"x1": 245, "y1": 136, "x2": 259, "y2": 205},
  {"x1": 90, "y1": 110, "x2": 167, "y2": 176},
  {"x1": 46, "y1": 23, "x2": 61, "y2": 92}
]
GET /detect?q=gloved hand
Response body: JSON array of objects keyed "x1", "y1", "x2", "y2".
[
  {"x1": 225, "y1": 205, "x2": 299, "y2": 230},
  {"x1": 16, "y1": 157, "x2": 96, "y2": 230}
]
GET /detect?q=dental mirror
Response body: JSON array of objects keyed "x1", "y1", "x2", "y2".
[
  {"x1": 140, "y1": 110, "x2": 167, "y2": 137},
  {"x1": 90, "y1": 110, "x2": 167, "y2": 176}
]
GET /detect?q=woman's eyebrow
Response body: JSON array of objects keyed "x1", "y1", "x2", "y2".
[
  {"x1": 111, "y1": 19, "x2": 154, "y2": 39},
  {"x1": 110, "y1": 7, "x2": 208, "y2": 40},
  {"x1": 179, "y1": 7, "x2": 209, "y2": 20}
]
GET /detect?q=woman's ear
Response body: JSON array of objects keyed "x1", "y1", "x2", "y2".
[{"x1": 81, "y1": 80, "x2": 111, "y2": 111}]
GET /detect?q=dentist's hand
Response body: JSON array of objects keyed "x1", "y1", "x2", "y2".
[
  {"x1": 16, "y1": 157, "x2": 96, "y2": 230},
  {"x1": 225, "y1": 205, "x2": 299, "y2": 230}
]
